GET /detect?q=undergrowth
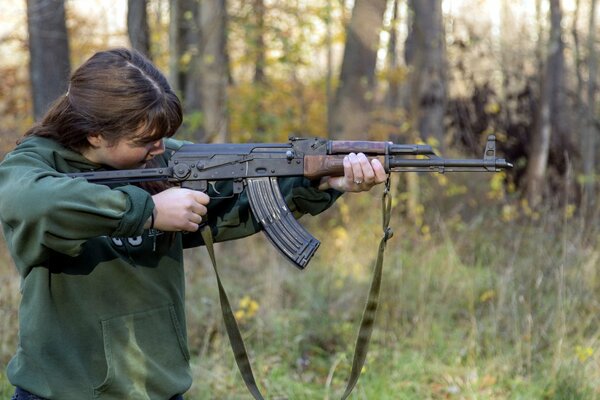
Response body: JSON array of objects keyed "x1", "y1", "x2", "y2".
[{"x1": 1, "y1": 174, "x2": 599, "y2": 399}]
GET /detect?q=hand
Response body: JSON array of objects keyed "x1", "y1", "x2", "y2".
[
  {"x1": 318, "y1": 152, "x2": 388, "y2": 192},
  {"x1": 150, "y1": 187, "x2": 210, "y2": 232}
]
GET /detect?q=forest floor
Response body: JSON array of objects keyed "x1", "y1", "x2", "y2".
[{"x1": 1, "y1": 172, "x2": 599, "y2": 399}]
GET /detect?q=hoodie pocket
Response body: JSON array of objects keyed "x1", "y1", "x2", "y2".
[{"x1": 93, "y1": 305, "x2": 191, "y2": 399}]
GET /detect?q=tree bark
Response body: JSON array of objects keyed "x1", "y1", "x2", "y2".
[
  {"x1": 252, "y1": 0, "x2": 267, "y2": 135},
  {"x1": 385, "y1": 0, "x2": 401, "y2": 111},
  {"x1": 525, "y1": 0, "x2": 566, "y2": 207},
  {"x1": 26, "y1": 0, "x2": 70, "y2": 121},
  {"x1": 169, "y1": 0, "x2": 207, "y2": 98},
  {"x1": 198, "y1": 0, "x2": 229, "y2": 142},
  {"x1": 330, "y1": 0, "x2": 387, "y2": 139},
  {"x1": 405, "y1": 0, "x2": 447, "y2": 145},
  {"x1": 127, "y1": 0, "x2": 151, "y2": 58},
  {"x1": 253, "y1": 0, "x2": 266, "y2": 85},
  {"x1": 181, "y1": 1, "x2": 202, "y2": 118},
  {"x1": 168, "y1": 0, "x2": 184, "y2": 93},
  {"x1": 582, "y1": 0, "x2": 598, "y2": 208},
  {"x1": 325, "y1": 0, "x2": 334, "y2": 135}
]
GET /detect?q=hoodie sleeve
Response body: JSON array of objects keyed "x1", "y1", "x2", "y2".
[{"x1": 0, "y1": 148, "x2": 153, "y2": 274}]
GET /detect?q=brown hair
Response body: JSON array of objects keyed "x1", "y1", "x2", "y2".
[{"x1": 25, "y1": 48, "x2": 182, "y2": 151}]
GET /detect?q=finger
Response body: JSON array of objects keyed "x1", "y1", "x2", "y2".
[
  {"x1": 348, "y1": 153, "x2": 363, "y2": 184},
  {"x1": 188, "y1": 211, "x2": 204, "y2": 225},
  {"x1": 357, "y1": 153, "x2": 375, "y2": 184},
  {"x1": 321, "y1": 176, "x2": 344, "y2": 191},
  {"x1": 190, "y1": 203, "x2": 208, "y2": 216},
  {"x1": 343, "y1": 155, "x2": 353, "y2": 182},
  {"x1": 193, "y1": 191, "x2": 210, "y2": 205},
  {"x1": 183, "y1": 221, "x2": 201, "y2": 232},
  {"x1": 371, "y1": 158, "x2": 388, "y2": 183}
]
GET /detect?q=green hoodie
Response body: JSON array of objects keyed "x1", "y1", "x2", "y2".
[{"x1": 0, "y1": 136, "x2": 341, "y2": 400}]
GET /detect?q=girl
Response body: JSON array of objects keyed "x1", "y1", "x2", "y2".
[{"x1": 0, "y1": 48, "x2": 386, "y2": 400}]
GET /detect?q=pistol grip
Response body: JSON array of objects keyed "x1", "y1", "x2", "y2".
[{"x1": 246, "y1": 177, "x2": 320, "y2": 269}]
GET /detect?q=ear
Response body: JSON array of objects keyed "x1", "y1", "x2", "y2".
[{"x1": 86, "y1": 133, "x2": 104, "y2": 148}]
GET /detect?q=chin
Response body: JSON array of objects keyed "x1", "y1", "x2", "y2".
[{"x1": 119, "y1": 162, "x2": 145, "y2": 169}]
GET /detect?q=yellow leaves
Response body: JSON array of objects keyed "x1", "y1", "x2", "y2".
[
  {"x1": 179, "y1": 51, "x2": 193, "y2": 70},
  {"x1": 337, "y1": 200, "x2": 350, "y2": 225},
  {"x1": 577, "y1": 173, "x2": 598, "y2": 186},
  {"x1": 332, "y1": 226, "x2": 348, "y2": 249},
  {"x1": 203, "y1": 54, "x2": 215, "y2": 66},
  {"x1": 234, "y1": 295, "x2": 260, "y2": 323},
  {"x1": 564, "y1": 204, "x2": 576, "y2": 220},
  {"x1": 520, "y1": 199, "x2": 540, "y2": 220},
  {"x1": 420, "y1": 224, "x2": 431, "y2": 238},
  {"x1": 445, "y1": 183, "x2": 468, "y2": 197},
  {"x1": 426, "y1": 136, "x2": 440, "y2": 149},
  {"x1": 484, "y1": 101, "x2": 500, "y2": 115},
  {"x1": 479, "y1": 289, "x2": 496, "y2": 303},
  {"x1": 487, "y1": 171, "x2": 506, "y2": 201},
  {"x1": 435, "y1": 174, "x2": 448, "y2": 187},
  {"x1": 379, "y1": 66, "x2": 408, "y2": 85},
  {"x1": 575, "y1": 345, "x2": 594, "y2": 363}
]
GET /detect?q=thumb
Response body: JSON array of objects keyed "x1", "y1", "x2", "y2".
[{"x1": 318, "y1": 176, "x2": 344, "y2": 191}]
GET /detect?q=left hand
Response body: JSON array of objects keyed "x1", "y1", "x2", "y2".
[{"x1": 318, "y1": 152, "x2": 388, "y2": 192}]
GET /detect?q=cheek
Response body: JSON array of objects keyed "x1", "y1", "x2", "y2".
[{"x1": 112, "y1": 147, "x2": 148, "y2": 168}]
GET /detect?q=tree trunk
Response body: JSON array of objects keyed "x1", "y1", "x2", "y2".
[
  {"x1": 325, "y1": 0, "x2": 334, "y2": 135},
  {"x1": 330, "y1": 0, "x2": 387, "y2": 139},
  {"x1": 253, "y1": 0, "x2": 266, "y2": 85},
  {"x1": 525, "y1": 0, "x2": 566, "y2": 207},
  {"x1": 26, "y1": 0, "x2": 70, "y2": 121},
  {"x1": 198, "y1": 0, "x2": 229, "y2": 142},
  {"x1": 572, "y1": 0, "x2": 583, "y2": 150},
  {"x1": 400, "y1": 0, "x2": 446, "y2": 227},
  {"x1": 405, "y1": 0, "x2": 447, "y2": 145},
  {"x1": 168, "y1": 0, "x2": 184, "y2": 93},
  {"x1": 582, "y1": 0, "x2": 598, "y2": 209},
  {"x1": 127, "y1": 0, "x2": 151, "y2": 58},
  {"x1": 252, "y1": 0, "x2": 267, "y2": 135},
  {"x1": 180, "y1": 0, "x2": 203, "y2": 123},
  {"x1": 385, "y1": 0, "x2": 401, "y2": 111}
]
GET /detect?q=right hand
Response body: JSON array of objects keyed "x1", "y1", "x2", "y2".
[{"x1": 150, "y1": 187, "x2": 210, "y2": 232}]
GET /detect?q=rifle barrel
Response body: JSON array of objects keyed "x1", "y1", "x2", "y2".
[{"x1": 388, "y1": 157, "x2": 512, "y2": 172}]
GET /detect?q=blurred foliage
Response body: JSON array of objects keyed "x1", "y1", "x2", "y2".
[{"x1": 228, "y1": 80, "x2": 329, "y2": 142}]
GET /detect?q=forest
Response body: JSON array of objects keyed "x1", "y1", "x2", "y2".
[{"x1": 0, "y1": 0, "x2": 599, "y2": 398}]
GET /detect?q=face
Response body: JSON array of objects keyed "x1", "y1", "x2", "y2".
[{"x1": 83, "y1": 134, "x2": 165, "y2": 169}]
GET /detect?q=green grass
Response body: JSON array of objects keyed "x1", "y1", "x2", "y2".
[{"x1": 1, "y1": 177, "x2": 600, "y2": 399}]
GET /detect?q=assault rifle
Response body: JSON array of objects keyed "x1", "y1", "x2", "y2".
[
  {"x1": 69, "y1": 135, "x2": 512, "y2": 269},
  {"x1": 69, "y1": 134, "x2": 512, "y2": 400}
]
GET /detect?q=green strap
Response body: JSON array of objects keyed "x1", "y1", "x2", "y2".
[
  {"x1": 340, "y1": 177, "x2": 393, "y2": 400},
  {"x1": 201, "y1": 177, "x2": 393, "y2": 400},
  {"x1": 201, "y1": 227, "x2": 265, "y2": 400}
]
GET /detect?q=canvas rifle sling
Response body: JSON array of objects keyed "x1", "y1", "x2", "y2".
[{"x1": 200, "y1": 177, "x2": 392, "y2": 399}]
